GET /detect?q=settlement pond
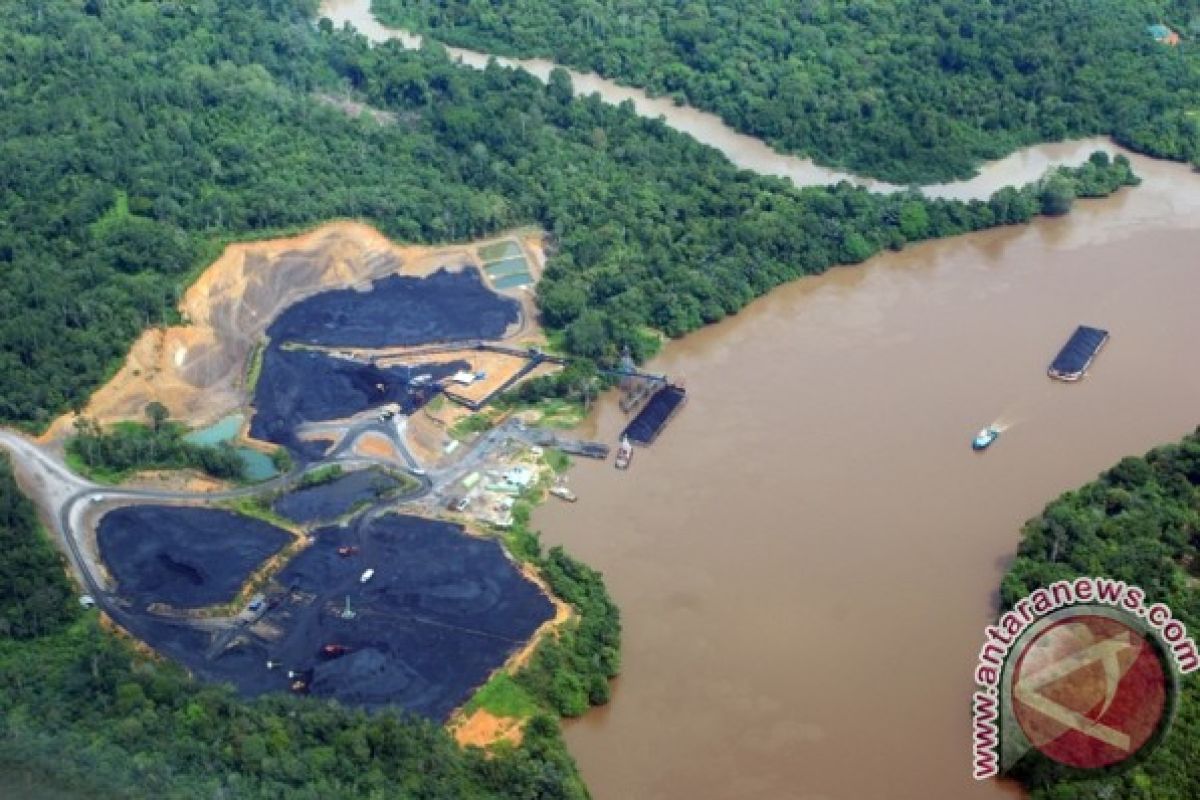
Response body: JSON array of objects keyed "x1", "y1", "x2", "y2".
[{"x1": 184, "y1": 414, "x2": 278, "y2": 481}]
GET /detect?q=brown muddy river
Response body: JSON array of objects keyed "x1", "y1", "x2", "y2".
[
  {"x1": 317, "y1": 2, "x2": 1200, "y2": 797},
  {"x1": 534, "y1": 152, "x2": 1200, "y2": 800}
]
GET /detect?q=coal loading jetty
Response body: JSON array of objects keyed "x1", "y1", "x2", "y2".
[{"x1": 1048, "y1": 325, "x2": 1109, "y2": 381}]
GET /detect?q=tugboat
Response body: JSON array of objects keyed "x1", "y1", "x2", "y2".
[
  {"x1": 972, "y1": 426, "x2": 1000, "y2": 451},
  {"x1": 615, "y1": 437, "x2": 633, "y2": 470}
]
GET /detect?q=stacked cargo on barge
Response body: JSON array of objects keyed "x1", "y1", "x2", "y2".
[
  {"x1": 622, "y1": 384, "x2": 687, "y2": 445},
  {"x1": 1048, "y1": 325, "x2": 1109, "y2": 381}
]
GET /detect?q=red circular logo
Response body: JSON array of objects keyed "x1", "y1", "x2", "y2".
[{"x1": 1011, "y1": 614, "x2": 1168, "y2": 769}]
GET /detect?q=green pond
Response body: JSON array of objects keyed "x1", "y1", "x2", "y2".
[{"x1": 185, "y1": 414, "x2": 278, "y2": 481}]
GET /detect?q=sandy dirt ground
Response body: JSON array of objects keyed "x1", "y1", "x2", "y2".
[
  {"x1": 405, "y1": 410, "x2": 456, "y2": 467},
  {"x1": 453, "y1": 709, "x2": 524, "y2": 749},
  {"x1": 118, "y1": 470, "x2": 232, "y2": 494},
  {"x1": 312, "y1": 92, "x2": 398, "y2": 125},
  {"x1": 438, "y1": 352, "x2": 530, "y2": 406},
  {"x1": 43, "y1": 222, "x2": 548, "y2": 444},
  {"x1": 353, "y1": 432, "x2": 401, "y2": 462},
  {"x1": 509, "y1": 562, "x2": 574, "y2": 672}
]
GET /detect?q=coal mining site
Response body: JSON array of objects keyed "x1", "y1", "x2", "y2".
[
  {"x1": 249, "y1": 268, "x2": 519, "y2": 458},
  {"x1": 111, "y1": 513, "x2": 553, "y2": 721},
  {"x1": 274, "y1": 467, "x2": 408, "y2": 524},
  {"x1": 98, "y1": 506, "x2": 292, "y2": 610}
]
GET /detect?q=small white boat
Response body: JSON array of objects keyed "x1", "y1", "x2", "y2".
[
  {"x1": 360, "y1": 568, "x2": 375, "y2": 584},
  {"x1": 972, "y1": 427, "x2": 1000, "y2": 451},
  {"x1": 615, "y1": 437, "x2": 633, "y2": 470},
  {"x1": 549, "y1": 484, "x2": 578, "y2": 502}
]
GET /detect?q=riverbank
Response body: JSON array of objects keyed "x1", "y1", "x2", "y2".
[
  {"x1": 322, "y1": 0, "x2": 1145, "y2": 200},
  {"x1": 532, "y1": 150, "x2": 1200, "y2": 799}
]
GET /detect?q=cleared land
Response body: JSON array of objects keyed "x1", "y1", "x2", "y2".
[{"x1": 42, "y1": 223, "x2": 546, "y2": 444}]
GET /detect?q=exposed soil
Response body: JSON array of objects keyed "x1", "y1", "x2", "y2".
[
  {"x1": 506, "y1": 562, "x2": 574, "y2": 672},
  {"x1": 453, "y1": 709, "x2": 524, "y2": 749},
  {"x1": 434, "y1": 351, "x2": 531, "y2": 406},
  {"x1": 43, "y1": 222, "x2": 545, "y2": 443},
  {"x1": 312, "y1": 92, "x2": 398, "y2": 125},
  {"x1": 354, "y1": 432, "x2": 401, "y2": 462}
]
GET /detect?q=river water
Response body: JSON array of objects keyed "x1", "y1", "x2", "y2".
[{"x1": 331, "y1": 4, "x2": 1200, "y2": 798}]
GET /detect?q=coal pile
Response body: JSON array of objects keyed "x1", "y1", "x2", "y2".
[
  {"x1": 623, "y1": 385, "x2": 687, "y2": 445},
  {"x1": 268, "y1": 269, "x2": 519, "y2": 348},
  {"x1": 249, "y1": 268, "x2": 520, "y2": 459},
  {"x1": 1047, "y1": 325, "x2": 1109, "y2": 381},
  {"x1": 249, "y1": 347, "x2": 464, "y2": 458},
  {"x1": 274, "y1": 468, "x2": 404, "y2": 524},
  {"x1": 98, "y1": 506, "x2": 291, "y2": 609}
]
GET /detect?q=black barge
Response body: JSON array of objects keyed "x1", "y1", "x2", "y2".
[{"x1": 1048, "y1": 325, "x2": 1109, "y2": 381}]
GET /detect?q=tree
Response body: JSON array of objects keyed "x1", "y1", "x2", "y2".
[
  {"x1": 145, "y1": 402, "x2": 169, "y2": 433},
  {"x1": 1038, "y1": 175, "x2": 1076, "y2": 216}
]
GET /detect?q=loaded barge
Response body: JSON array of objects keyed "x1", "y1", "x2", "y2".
[
  {"x1": 1048, "y1": 325, "x2": 1109, "y2": 381},
  {"x1": 622, "y1": 384, "x2": 687, "y2": 446}
]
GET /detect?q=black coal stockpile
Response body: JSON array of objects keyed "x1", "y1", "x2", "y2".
[
  {"x1": 249, "y1": 347, "x2": 464, "y2": 458},
  {"x1": 622, "y1": 385, "x2": 687, "y2": 445},
  {"x1": 126, "y1": 514, "x2": 554, "y2": 720},
  {"x1": 249, "y1": 268, "x2": 520, "y2": 459},
  {"x1": 98, "y1": 506, "x2": 290, "y2": 609},
  {"x1": 265, "y1": 515, "x2": 553, "y2": 718},
  {"x1": 1047, "y1": 325, "x2": 1109, "y2": 380},
  {"x1": 274, "y1": 468, "x2": 404, "y2": 524},
  {"x1": 268, "y1": 269, "x2": 519, "y2": 348}
]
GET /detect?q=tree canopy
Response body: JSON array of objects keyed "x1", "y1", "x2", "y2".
[
  {"x1": 0, "y1": 0, "x2": 1139, "y2": 427},
  {"x1": 373, "y1": 0, "x2": 1200, "y2": 182},
  {"x1": 1000, "y1": 430, "x2": 1200, "y2": 798}
]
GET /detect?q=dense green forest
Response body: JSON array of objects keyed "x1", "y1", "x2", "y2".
[
  {"x1": 1000, "y1": 431, "x2": 1200, "y2": 798},
  {"x1": 0, "y1": 458, "x2": 77, "y2": 640},
  {"x1": 373, "y1": 0, "x2": 1200, "y2": 183},
  {"x1": 0, "y1": 455, "x2": 598, "y2": 798},
  {"x1": 0, "y1": 0, "x2": 1138, "y2": 431}
]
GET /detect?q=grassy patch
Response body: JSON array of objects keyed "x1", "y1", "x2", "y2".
[
  {"x1": 450, "y1": 411, "x2": 497, "y2": 441},
  {"x1": 222, "y1": 495, "x2": 293, "y2": 531},
  {"x1": 477, "y1": 240, "x2": 520, "y2": 262},
  {"x1": 543, "y1": 448, "x2": 571, "y2": 475},
  {"x1": 464, "y1": 672, "x2": 540, "y2": 719},
  {"x1": 531, "y1": 398, "x2": 586, "y2": 429},
  {"x1": 87, "y1": 191, "x2": 130, "y2": 237},
  {"x1": 245, "y1": 339, "x2": 266, "y2": 393},
  {"x1": 64, "y1": 450, "x2": 128, "y2": 485},
  {"x1": 298, "y1": 464, "x2": 343, "y2": 489}
]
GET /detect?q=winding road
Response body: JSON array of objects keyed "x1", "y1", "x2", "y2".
[{"x1": 0, "y1": 416, "x2": 465, "y2": 643}]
